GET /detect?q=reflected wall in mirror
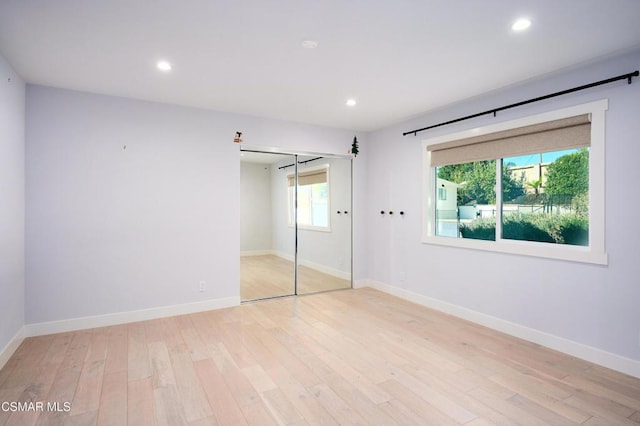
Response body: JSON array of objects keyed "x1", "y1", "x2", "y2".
[
  {"x1": 295, "y1": 155, "x2": 352, "y2": 295},
  {"x1": 240, "y1": 151, "x2": 296, "y2": 301},
  {"x1": 240, "y1": 150, "x2": 352, "y2": 302}
]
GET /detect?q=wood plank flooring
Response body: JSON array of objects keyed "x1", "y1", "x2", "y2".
[
  {"x1": 240, "y1": 255, "x2": 351, "y2": 301},
  {"x1": 1, "y1": 288, "x2": 639, "y2": 425}
]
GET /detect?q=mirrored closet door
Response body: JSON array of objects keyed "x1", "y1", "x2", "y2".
[
  {"x1": 240, "y1": 151, "x2": 296, "y2": 301},
  {"x1": 296, "y1": 154, "x2": 352, "y2": 295},
  {"x1": 240, "y1": 149, "x2": 352, "y2": 302}
]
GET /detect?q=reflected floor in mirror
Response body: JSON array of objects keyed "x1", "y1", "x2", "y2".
[{"x1": 241, "y1": 255, "x2": 351, "y2": 301}]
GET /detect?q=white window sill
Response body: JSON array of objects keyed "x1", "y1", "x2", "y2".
[{"x1": 422, "y1": 235, "x2": 608, "y2": 265}]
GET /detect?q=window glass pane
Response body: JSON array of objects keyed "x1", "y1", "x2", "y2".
[
  {"x1": 438, "y1": 187, "x2": 447, "y2": 200},
  {"x1": 502, "y1": 148, "x2": 589, "y2": 246},
  {"x1": 436, "y1": 160, "x2": 496, "y2": 240},
  {"x1": 297, "y1": 185, "x2": 312, "y2": 226},
  {"x1": 310, "y1": 183, "x2": 328, "y2": 227},
  {"x1": 289, "y1": 178, "x2": 329, "y2": 229}
]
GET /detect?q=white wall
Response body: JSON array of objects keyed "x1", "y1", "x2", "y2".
[
  {"x1": 10, "y1": 43, "x2": 638, "y2": 377},
  {"x1": 366, "y1": 49, "x2": 640, "y2": 368},
  {"x1": 0, "y1": 54, "x2": 25, "y2": 357},
  {"x1": 270, "y1": 157, "x2": 296, "y2": 261},
  {"x1": 271, "y1": 157, "x2": 353, "y2": 276},
  {"x1": 240, "y1": 162, "x2": 272, "y2": 252},
  {"x1": 25, "y1": 85, "x2": 365, "y2": 326}
]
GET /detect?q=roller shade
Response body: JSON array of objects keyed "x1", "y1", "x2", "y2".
[
  {"x1": 428, "y1": 114, "x2": 591, "y2": 167},
  {"x1": 287, "y1": 169, "x2": 327, "y2": 187}
]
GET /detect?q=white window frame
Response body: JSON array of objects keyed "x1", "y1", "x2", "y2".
[
  {"x1": 422, "y1": 99, "x2": 608, "y2": 265},
  {"x1": 288, "y1": 164, "x2": 332, "y2": 232}
]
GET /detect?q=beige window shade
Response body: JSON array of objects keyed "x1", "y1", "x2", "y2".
[
  {"x1": 428, "y1": 114, "x2": 591, "y2": 167},
  {"x1": 287, "y1": 169, "x2": 327, "y2": 187}
]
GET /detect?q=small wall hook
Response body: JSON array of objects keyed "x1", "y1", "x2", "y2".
[{"x1": 380, "y1": 210, "x2": 385, "y2": 215}]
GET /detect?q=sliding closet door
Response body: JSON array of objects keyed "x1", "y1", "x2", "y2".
[
  {"x1": 296, "y1": 155, "x2": 352, "y2": 295},
  {"x1": 240, "y1": 151, "x2": 296, "y2": 301}
]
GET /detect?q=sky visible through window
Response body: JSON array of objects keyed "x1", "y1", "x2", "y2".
[{"x1": 508, "y1": 149, "x2": 580, "y2": 166}]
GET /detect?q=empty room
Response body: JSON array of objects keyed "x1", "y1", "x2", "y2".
[{"x1": 1, "y1": 1, "x2": 640, "y2": 425}]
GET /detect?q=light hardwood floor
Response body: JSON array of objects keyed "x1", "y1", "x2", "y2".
[
  {"x1": 1, "y1": 288, "x2": 639, "y2": 425},
  {"x1": 240, "y1": 255, "x2": 351, "y2": 301}
]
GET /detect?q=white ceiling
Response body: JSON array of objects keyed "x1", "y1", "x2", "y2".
[{"x1": 1, "y1": 1, "x2": 639, "y2": 132}]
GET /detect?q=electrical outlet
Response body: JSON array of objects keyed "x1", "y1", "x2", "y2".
[{"x1": 199, "y1": 281, "x2": 205, "y2": 292}]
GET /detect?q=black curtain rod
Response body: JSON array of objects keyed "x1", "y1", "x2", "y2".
[
  {"x1": 278, "y1": 156, "x2": 323, "y2": 170},
  {"x1": 403, "y1": 70, "x2": 639, "y2": 137}
]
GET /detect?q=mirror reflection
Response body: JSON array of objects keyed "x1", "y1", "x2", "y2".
[
  {"x1": 240, "y1": 152, "x2": 296, "y2": 301},
  {"x1": 296, "y1": 155, "x2": 352, "y2": 295},
  {"x1": 240, "y1": 150, "x2": 352, "y2": 301}
]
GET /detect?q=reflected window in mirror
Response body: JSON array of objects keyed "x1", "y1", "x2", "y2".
[{"x1": 288, "y1": 166, "x2": 330, "y2": 231}]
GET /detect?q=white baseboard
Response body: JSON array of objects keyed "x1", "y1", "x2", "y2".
[
  {"x1": 240, "y1": 250, "x2": 275, "y2": 257},
  {"x1": 298, "y1": 259, "x2": 351, "y2": 280},
  {"x1": 275, "y1": 251, "x2": 295, "y2": 263},
  {"x1": 0, "y1": 327, "x2": 25, "y2": 370},
  {"x1": 275, "y1": 251, "x2": 351, "y2": 280},
  {"x1": 25, "y1": 296, "x2": 240, "y2": 337},
  {"x1": 362, "y1": 279, "x2": 640, "y2": 379},
  {"x1": 353, "y1": 279, "x2": 370, "y2": 289}
]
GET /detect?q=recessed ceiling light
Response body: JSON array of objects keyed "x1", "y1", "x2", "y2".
[
  {"x1": 301, "y1": 40, "x2": 319, "y2": 49},
  {"x1": 346, "y1": 99, "x2": 357, "y2": 107},
  {"x1": 157, "y1": 60, "x2": 172, "y2": 71},
  {"x1": 512, "y1": 18, "x2": 531, "y2": 31}
]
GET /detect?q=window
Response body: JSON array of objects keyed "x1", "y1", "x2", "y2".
[
  {"x1": 436, "y1": 160, "x2": 497, "y2": 240},
  {"x1": 423, "y1": 100, "x2": 607, "y2": 264},
  {"x1": 437, "y1": 187, "x2": 447, "y2": 201},
  {"x1": 502, "y1": 149, "x2": 589, "y2": 246},
  {"x1": 288, "y1": 166, "x2": 330, "y2": 230}
]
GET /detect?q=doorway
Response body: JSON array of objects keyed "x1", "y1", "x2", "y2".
[{"x1": 240, "y1": 148, "x2": 352, "y2": 301}]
